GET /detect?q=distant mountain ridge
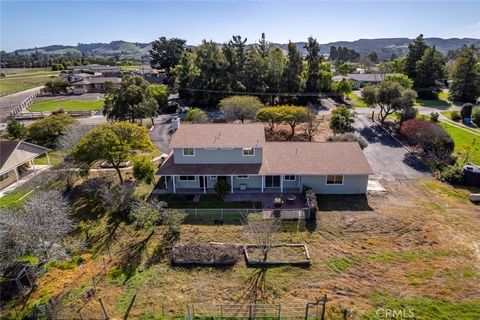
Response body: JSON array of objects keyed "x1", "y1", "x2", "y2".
[{"x1": 9, "y1": 37, "x2": 480, "y2": 60}]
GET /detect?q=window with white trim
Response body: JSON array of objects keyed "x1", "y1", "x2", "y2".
[
  {"x1": 284, "y1": 175, "x2": 296, "y2": 181},
  {"x1": 326, "y1": 175, "x2": 343, "y2": 185},
  {"x1": 242, "y1": 148, "x2": 254, "y2": 156},
  {"x1": 210, "y1": 176, "x2": 217, "y2": 179},
  {"x1": 183, "y1": 148, "x2": 195, "y2": 156},
  {"x1": 179, "y1": 176, "x2": 196, "y2": 181},
  {"x1": 237, "y1": 175, "x2": 249, "y2": 179}
]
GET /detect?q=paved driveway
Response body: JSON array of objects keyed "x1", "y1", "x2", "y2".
[
  {"x1": 0, "y1": 86, "x2": 43, "y2": 122},
  {"x1": 353, "y1": 115, "x2": 430, "y2": 180},
  {"x1": 150, "y1": 115, "x2": 173, "y2": 153}
]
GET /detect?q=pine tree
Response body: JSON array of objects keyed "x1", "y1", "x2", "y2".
[
  {"x1": 404, "y1": 34, "x2": 427, "y2": 81},
  {"x1": 304, "y1": 37, "x2": 322, "y2": 94},
  {"x1": 449, "y1": 45, "x2": 480, "y2": 103},
  {"x1": 414, "y1": 46, "x2": 445, "y2": 98},
  {"x1": 281, "y1": 42, "x2": 304, "y2": 102},
  {"x1": 257, "y1": 33, "x2": 270, "y2": 59},
  {"x1": 223, "y1": 35, "x2": 248, "y2": 91}
]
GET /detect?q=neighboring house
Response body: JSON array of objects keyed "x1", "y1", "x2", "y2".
[
  {"x1": 333, "y1": 73, "x2": 387, "y2": 89},
  {"x1": 68, "y1": 64, "x2": 122, "y2": 77},
  {"x1": 134, "y1": 65, "x2": 167, "y2": 84},
  {"x1": 156, "y1": 123, "x2": 373, "y2": 194},
  {"x1": 0, "y1": 140, "x2": 50, "y2": 191},
  {"x1": 71, "y1": 77, "x2": 122, "y2": 94}
]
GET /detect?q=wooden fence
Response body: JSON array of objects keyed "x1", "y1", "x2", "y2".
[{"x1": 9, "y1": 91, "x2": 40, "y2": 117}]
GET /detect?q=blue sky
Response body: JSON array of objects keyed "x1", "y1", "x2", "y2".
[{"x1": 1, "y1": 0, "x2": 480, "y2": 51}]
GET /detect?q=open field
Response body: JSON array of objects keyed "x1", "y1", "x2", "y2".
[
  {"x1": 0, "y1": 70, "x2": 58, "y2": 96},
  {"x1": 439, "y1": 121, "x2": 480, "y2": 164},
  {"x1": 4, "y1": 177, "x2": 479, "y2": 319},
  {"x1": 346, "y1": 93, "x2": 369, "y2": 108},
  {"x1": 27, "y1": 100, "x2": 104, "y2": 112},
  {"x1": 415, "y1": 92, "x2": 454, "y2": 108}
]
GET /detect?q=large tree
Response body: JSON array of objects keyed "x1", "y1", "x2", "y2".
[
  {"x1": 244, "y1": 48, "x2": 268, "y2": 95},
  {"x1": 304, "y1": 37, "x2": 322, "y2": 95},
  {"x1": 103, "y1": 76, "x2": 158, "y2": 123},
  {"x1": 414, "y1": 46, "x2": 446, "y2": 98},
  {"x1": 404, "y1": 34, "x2": 428, "y2": 82},
  {"x1": 189, "y1": 40, "x2": 228, "y2": 107},
  {"x1": 256, "y1": 33, "x2": 270, "y2": 59},
  {"x1": 219, "y1": 95, "x2": 264, "y2": 123},
  {"x1": 362, "y1": 81, "x2": 417, "y2": 123},
  {"x1": 72, "y1": 122, "x2": 154, "y2": 183},
  {"x1": 264, "y1": 48, "x2": 286, "y2": 104},
  {"x1": 148, "y1": 84, "x2": 169, "y2": 112},
  {"x1": 449, "y1": 45, "x2": 480, "y2": 103},
  {"x1": 150, "y1": 37, "x2": 186, "y2": 77},
  {"x1": 27, "y1": 113, "x2": 78, "y2": 147},
  {"x1": 281, "y1": 42, "x2": 304, "y2": 102},
  {"x1": 223, "y1": 35, "x2": 248, "y2": 91}
]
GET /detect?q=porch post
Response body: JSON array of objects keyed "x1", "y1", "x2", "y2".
[
  {"x1": 203, "y1": 176, "x2": 206, "y2": 194},
  {"x1": 261, "y1": 176, "x2": 264, "y2": 193},
  {"x1": 172, "y1": 175, "x2": 176, "y2": 193},
  {"x1": 230, "y1": 176, "x2": 234, "y2": 193},
  {"x1": 164, "y1": 176, "x2": 168, "y2": 190},
  {"x1": 14, "y1": 167, "x2": 20, "y2": 182},
  {"x1": 32, "y1": 161, "x2": 37, "y2": 174},
  {"x1": 46, "y1": 152, "x2": 51, "y2": 165},
  {"x1": 280, "y1": 175, "x2": 284, "y2": 193}
]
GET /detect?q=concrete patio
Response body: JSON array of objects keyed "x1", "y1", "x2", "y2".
[{"x1": 224, "y1": 192, "x2": 307, "y2": 210}]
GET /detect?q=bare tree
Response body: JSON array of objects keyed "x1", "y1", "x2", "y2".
[
  {"x1": 303, "y1": 109, "x2": 320, "y2": 141},
  {"x1": 56, "y1": 124, "x2": 95, "y2": 151},
  {"x1": 0, "y1": 190, "x2": 73, "y2": 269},
  {"x1": 82, "y1": 178, "x2": 136, "y2": 213},
  {"x1": 242, "y1": 215, "x2": 280, "y2": 262}
]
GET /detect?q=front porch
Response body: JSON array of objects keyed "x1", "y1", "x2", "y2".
[{"x1": 153, "y1": 175, "x2": 303, "y2": 195}]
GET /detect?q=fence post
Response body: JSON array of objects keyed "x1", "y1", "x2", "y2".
[
  {"x1": 220, "y1": 304, "x2": 223, "y2": 320},
  {"x1": 99, "y1": 298, "x2": 109, "y2": 320},
  {"x1": 249, "y1": 304, "x2": 253, "y2": 320},
  {"x1": 123, "y1": 294, "x2": 136, "y2": 320},
  {"x1": 321, "y1": 294, "x2": 327, "y2": 320},
  {"x1": 221, "y1": 209, "x2": 224, "y2": 220},
  {"x1": 278, "y1": 304, "x2": 282, "y2": 320},
  {"x1": 304, "y1": 304, "x2": 310, "y2": 320}
]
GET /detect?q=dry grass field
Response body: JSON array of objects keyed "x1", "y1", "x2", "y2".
[{"x1": 4, "y1": 177, "x2": 480, "y2": 319}]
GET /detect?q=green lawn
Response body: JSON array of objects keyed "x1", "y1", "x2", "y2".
[
  {"x1": 439, "y1": 121, "x2": 480, "y2": 164},
  {"x1": 119, "y1": 65, "x2": 141, "y2": 72},
  {"x1": 415, "y1": 92, "x2": 453, "y2": 108},
  {"x1": 0, "y1": 73, "x2": 57, "y2": 97},
  {"x1": 0, "y1": 188, "x2": 34, "y2": 208},
  {"x1": 346, "y1": 93, "x2": 369, "y2": 108},
  {"x1": 28, "y1": 100, "x2": 103, "y2": 112},
  {"x1": 33, "y1": 150, "x2": 65, "y2": 166}
]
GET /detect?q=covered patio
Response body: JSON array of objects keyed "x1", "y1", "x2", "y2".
[{"x1": 224, "y1": 192, "x2": 306, "y2": 210}]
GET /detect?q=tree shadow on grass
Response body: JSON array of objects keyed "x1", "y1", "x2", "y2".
[
  {"x1": 117, "y1": 231, "x2": 155, "y2": 283},
  {"x1": 145, "y1": 227, "x2": 181, "y2": 268},
  {"x1": 238, "y1": 268, "x2": 269, "y2": 304}
]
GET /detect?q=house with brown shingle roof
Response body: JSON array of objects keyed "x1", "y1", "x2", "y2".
[{"x1": 156, "y1": 123, "x2": 373, "y2": 194}]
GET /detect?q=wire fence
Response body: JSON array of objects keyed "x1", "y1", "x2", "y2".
[{"x1": 181, "y1": 208, "x2": 310, "y2": 224}]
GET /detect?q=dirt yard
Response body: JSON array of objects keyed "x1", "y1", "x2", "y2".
[{"x1": 5, "y1": 178, "x2": 480, "y2": 319}]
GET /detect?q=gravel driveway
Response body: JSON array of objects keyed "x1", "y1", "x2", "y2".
[{"x1": 354, "y1": 115, "x2": 431, "y2": 180}]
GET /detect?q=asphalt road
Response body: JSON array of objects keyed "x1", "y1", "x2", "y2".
[
  {"x1": 0, "y1": 86, "x2": 43, "y2": 122},
  {"x1": 353, "y1": 115, "x2": 431, "y2": 180},
  {"x1": 150, "y1": 115, "x2": 173, "y2": 153}
]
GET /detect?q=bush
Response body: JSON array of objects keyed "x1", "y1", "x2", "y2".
[
  {"x1": 460, "y1": 103, "x2": 473, "y2": 119},
  {"x1": 6, "y1": 118, "x2": 27, "y2": 140},
  {"x1": 27, "y1": 114, "x2": 78, "y2": 146},
  {"x1": 44, "y1": 77, "x2": 69, "y2": 94},
  {"x1": 329, "y1": 105, "x2": 355, "y2": 134},
  {"x1": 185, "y1": 108, "x2": 208, "y2": 123},
  {"x1": 132, "y1": 155, "x2": 156, "y2": 185},
  {"x1": 472, "y1": 107, "x2": 480, "y2": 126},
  {"x1": 450, "y1": 110, "x2": 461, "y2": 121},
  {"x1": 429, "y1": 112, "x2": 440, "y2": 122},
  {"x1": 326, "y1": 132, "x2": 368, "y2": 149},
  {"x1": 214, "y1": 179, "x2": 230, "y2": 200},
  {"x1": 400, "y1": 119, "x2": 454, "y2": 161},
  {"x1": 439, "y1": 166, "x2": 464, "y2": 184},
  {"x1": 399, "y1": 105, "x2": 418, "y2": 122}
]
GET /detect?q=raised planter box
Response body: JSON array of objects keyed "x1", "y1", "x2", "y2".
[{"x1": 244, "y1": 244, "x2": 311, "y2": 267}]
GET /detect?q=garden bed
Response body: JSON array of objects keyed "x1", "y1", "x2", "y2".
[
  {"x1": 244, "y1": 244, "x2": 311, "y2": 267},
  {"x1": 171, "y1": 243, "x2": 243, "y2": 267}
]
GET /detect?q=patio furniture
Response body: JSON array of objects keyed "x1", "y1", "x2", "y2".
[
  {"x1": 273, "y1": 196, "x2": 283, "y2": 208},
  {"x1": 286, "y1": 194, "x2": 296, "y2": 204}
]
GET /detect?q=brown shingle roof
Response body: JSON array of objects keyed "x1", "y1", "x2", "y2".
[
  {"x1": 170, "y1": 123, "x2": 265, "y2": 148},
  {"x1": 157, "y1": 155, "x2": 262, "y2": 175},
  {"x1": 157, "y1": 141, "x2": 373, "y2": 176},
  {"x1": 261, "y1": 142, "x2": 373, "y2": 175}
]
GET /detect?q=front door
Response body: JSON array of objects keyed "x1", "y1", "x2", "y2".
[
  {"x1": 199, "y1": 176, "x2": 205, "y2": 189},
  {"x1": 265, "y1": 175, "x2": 281, "y2": 188},
  {"x1": 218, "y1": 176, "x2": 228, "y2": 183}
]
